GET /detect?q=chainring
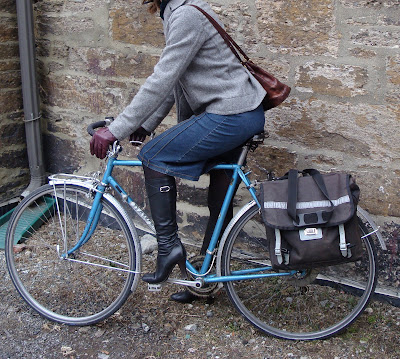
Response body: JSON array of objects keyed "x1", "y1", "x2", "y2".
[{"x1": 185, "y1": 255, "x2": 221, "y2": 298}]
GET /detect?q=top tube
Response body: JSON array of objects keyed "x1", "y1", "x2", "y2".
[{"x1": 111, "y1": 159, "x2": 238, "y2": 172}]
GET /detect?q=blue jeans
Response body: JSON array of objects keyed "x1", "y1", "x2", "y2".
[{"x1": 138, "y1": 105, "x2": 265, "y2": 181}]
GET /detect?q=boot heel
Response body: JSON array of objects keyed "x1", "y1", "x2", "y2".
[{"x1": 178, "y1": 259, "x2": 187, "y2": 279}]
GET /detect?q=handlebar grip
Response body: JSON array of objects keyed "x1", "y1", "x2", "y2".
[
  {"x1": 87, "y1": 121, "x2": 106, "y2": 136},
  {"x1": 87, "y1": 117, "x2": 114, "y2": 136}
]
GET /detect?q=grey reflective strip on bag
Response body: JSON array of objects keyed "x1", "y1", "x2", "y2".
[{"x1": 264, "y1": 195, "x2": 351, "y2": 210}]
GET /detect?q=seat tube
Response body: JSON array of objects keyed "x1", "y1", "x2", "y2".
[{"x1": 200, "y1": 167, "x2": 240, "y2": 274}]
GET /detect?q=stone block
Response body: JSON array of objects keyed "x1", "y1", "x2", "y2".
[
  {"x1": 211, "y1": 2, "x2": 260, "y2": 54},
  {"x1": 0, "y1": 90, "x2": 22, "y2": 113},
  {"x1": 267, "y1": 98, "x2": 400, "y2": 162},
  {"x1": 0, "y1": 121, "x2": 25, "y2": 146},
  {"x1": 251, "y1": 57, "x2": 291, "y2": 81},
  {"x1": 0, "y1": 17, "x2": 18, "y2": 42},
  {"x1": 356, "y1": 168, "x2": 400, "y2": 217},
  {"x1": 0, "y1": 148, "x2": 28, "y2": 169},
  {"x1": 0, "y1": 168, "x2": 29, "y2": 202},
  {"x1": 43, "y1": 134, "x2": 83, "y2": 174},
  {"x1": 112, "y1": 168, "x2": 147, "y2": 209},
  {"x1": 68, "y1": 47, "x2": 159, "y2": 78},
  {"x1": 36, "y1": 14, "x2": 95, "y2": 37},
  {"x1": 0, "y1": 71, "x2": 21, "y2": 89},
  {"x1": 110, "y1": 1, "x2": 164, "y2": 47},
  {"x1": 255, "y1": 0, "x2": 340, "y2": 56},
  {"x1": 247, "y1": 146, "x2": 298, "y2": 178},
  {"x1": 0, "y1": 43, "x2": 19, "y2": 60},
  {"x1": 349, "y1": 47, "x2": 377, "y2": 59},
  {"x1": 344, "y1": 13, "x2": 400, "y2": 26},
  {"x1": 0, "y1": 59, "x2": 20, "y2": 72},
  {"x1": 295, "y1": 61, "x2": 368, "y2": 97},
  {"x1": 177, "y1": 180, "x2": 208, "y2": 207},
  {"x1": 0, "y1": 0, "x2": 16, "y2": 13},
  {"x1": 340, "y1": 0, "x2": 399, "y2": 8},
  {"x1": 181, "y1": 211, "x2": 208, "y2": 241},
  {"x1": 36, "y1": 40, "x2": 70, "y2": 60},
  {"x1": 41, "y1": 74, "x2": 130, "y2": 115},
  {"x1": 387, "y1": 54, "x2": 400, "y2": 86},
  {"x1": 351, "y1": 28, "x2": 400, "y2": 48},
  {"x1": 35, "y1": 0, "x2": 105, "y2": 13},
  {"x1": 34, "y1": 0, "x2": 64, "y2": 13}
]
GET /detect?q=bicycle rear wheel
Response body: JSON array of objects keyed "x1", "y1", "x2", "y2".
[
  {"x1": 221, "y1": 202, "x2": 377, "y2": 340},
  {"x1": 5, "y1": 183, "x2": 140, "y2": 325}
]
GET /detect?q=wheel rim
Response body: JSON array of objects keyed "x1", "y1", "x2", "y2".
[
  {"x1": 222, "y1": 204, "x2": 377, "y2": 340},
  {"x1": 6, "y1": 184, "x2": 137, "y2": 325}
]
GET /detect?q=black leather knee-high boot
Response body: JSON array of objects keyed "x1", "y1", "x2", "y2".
[{"x1": 142, "y1": 173, "x2": 186, "y2": 284}]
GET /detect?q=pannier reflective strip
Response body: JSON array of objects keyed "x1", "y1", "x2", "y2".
[{"x1": 263, "y1": 195, "x2": 350, "y2": 210}]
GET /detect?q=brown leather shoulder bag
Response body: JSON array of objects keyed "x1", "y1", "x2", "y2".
[{"x1": 190, "y1": 5, "x2": 291, "y2": 111}]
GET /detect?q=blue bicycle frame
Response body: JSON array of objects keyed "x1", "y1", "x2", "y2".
[{"x1": 66, "y1": 156, "x2": 296, "y2": 282}]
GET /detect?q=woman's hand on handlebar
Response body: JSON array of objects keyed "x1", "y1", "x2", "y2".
[
  {"x1": 129, "y1": 127, "x2": 151, "y2": 146},
  {"x1": 90, "y1": 127, "x2": 117, "y2": 159}
]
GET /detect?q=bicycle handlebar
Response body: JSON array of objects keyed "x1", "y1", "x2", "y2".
[{"x1": 87, "y1": 117, "x2": 114, "y2": 136}]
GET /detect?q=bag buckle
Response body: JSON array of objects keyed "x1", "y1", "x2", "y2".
[
  {"x1": 300, "y1": 227, "x2": 323, "y2": 241},
  {"x1": 304, "y1": 228, "x2": 318, "y2": 236},
  {"x1": 339, "y1": 224, "x2": 351, "y2": 257},
  {"x1": 294, "y1": 210, "x2": 331, "y2": 227}
]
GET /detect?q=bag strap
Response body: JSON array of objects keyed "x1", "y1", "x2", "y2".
[
  {"x1": 287, "y1": 169, "x2": 335, "y2": 227},
  {"x1": 188, "y1": 5, "x2": 249, "y2": 63}
]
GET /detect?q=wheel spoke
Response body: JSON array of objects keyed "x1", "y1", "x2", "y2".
[
  {"x1": 221, "y1": 202, "x2": 377, "y2": 340},
  {"x1": 5, "y1": 184, "x2": 139, "y2": 325}
]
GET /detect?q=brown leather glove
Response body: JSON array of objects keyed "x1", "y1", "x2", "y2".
[
  {"x1": 90, "y1": 127, "x2": 117, "y2": 159},
  {"x1": 129, "y1": 127, "x2": 151, "y2": 146}
]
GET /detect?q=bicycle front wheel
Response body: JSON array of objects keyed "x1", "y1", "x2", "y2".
[
  {"x1": 221, "y1": 202, "x2": 377, "y2": 340},
  {"x1": 5, "y1": 183, "x2": 141, "y2": 325}
]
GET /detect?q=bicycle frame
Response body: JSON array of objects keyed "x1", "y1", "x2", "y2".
[{"x1": 56, "y1": 150, "x2": 297, "y2": 285}]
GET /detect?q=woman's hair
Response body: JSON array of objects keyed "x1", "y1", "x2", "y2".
[{"x1": 143, "y1": 0, "x2": 161, "y2": 14}]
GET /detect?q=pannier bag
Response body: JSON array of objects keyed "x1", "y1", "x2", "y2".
[{"x1": 258, "y1": 169, "x2": 363, "y2": 270}]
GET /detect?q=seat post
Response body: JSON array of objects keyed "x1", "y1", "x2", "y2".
[
  {"x1": 236, "y1": 132, "x2": 265, "y2": 167},
  {"x1": 237, "y1": 146, "x2": 250, "y2": 167}
]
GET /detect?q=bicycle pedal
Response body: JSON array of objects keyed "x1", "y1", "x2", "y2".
[{"x1": 147, "y1": 283, "x2": 162, "y2": 292}]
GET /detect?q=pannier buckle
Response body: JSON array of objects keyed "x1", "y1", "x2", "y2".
[{"x1": 304, "y1": 228, "x2": 318, "y2": 236}]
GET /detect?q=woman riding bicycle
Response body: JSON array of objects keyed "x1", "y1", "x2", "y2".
[{"x1": 90, "y1": 0, "x2": 266, "y2": 302}]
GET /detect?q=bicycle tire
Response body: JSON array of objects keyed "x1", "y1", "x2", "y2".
[
  {"x1": 221, "y1": 202, "x2": 377, "y2": 340},
  {"x1": 5, "y1": 183, "x2": 141, "y2": 326}
]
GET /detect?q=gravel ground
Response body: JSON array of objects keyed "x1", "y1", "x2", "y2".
[{"x1": 1, "y1": 249, "x2": 399, "y2": 359}]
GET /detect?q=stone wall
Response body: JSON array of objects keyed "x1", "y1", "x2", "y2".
[
  {"x1": 1, "y1": 0, "x2": 399, "y2": 291},
  {"x1": 0, "y1": 0, "x2": 29, "y2": 205},
  {"x1": 30, "y1": 0, "x2": 400, "y2": 215}
]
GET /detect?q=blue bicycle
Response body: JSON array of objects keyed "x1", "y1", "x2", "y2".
[{"x1": 5, "y1": 119, "x2": 383, "y2": 340}]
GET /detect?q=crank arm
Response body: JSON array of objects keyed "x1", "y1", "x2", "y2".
[{"x1": 167, "y1": 278, "x2": 204, "y2": 288}]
